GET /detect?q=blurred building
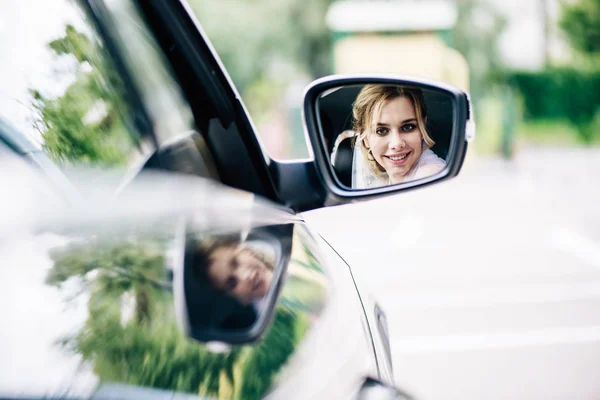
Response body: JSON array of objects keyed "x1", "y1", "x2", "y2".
[{"x1": 326, "y1": 0, "x2": 469, "y2": 91}]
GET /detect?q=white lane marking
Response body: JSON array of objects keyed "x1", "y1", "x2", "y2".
[
  {"x1": 376, "y1": 282, "x2": 600, "y2": 309},
  {"x1": 392, "y1": 325, "x2": 600, "y2": 353},
  {"x1": 389, "y1": 214, "x2": 425, "y2": 251},
  {"x1": 551, "y1": 229, "x2": 600, "y2": 268}
]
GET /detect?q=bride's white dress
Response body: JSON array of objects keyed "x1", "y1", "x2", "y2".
[{"x1": 351, "y1": 146, "x2": 446, "y2": 189}]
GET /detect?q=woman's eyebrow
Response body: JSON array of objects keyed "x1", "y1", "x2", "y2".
[{"x1": 376, "y1": 118, "x2": 416, "y2": 126}]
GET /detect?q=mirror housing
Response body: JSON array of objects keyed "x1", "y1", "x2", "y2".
[
  {"x1": 303, "y1": 74, "x2": 474, "y2": 203},
  {"x1": 174, "y1": 223, "x2": 294, "y2": 345}
]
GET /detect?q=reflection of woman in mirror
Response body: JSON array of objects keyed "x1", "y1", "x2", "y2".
[
  {"x1": 352, "y1": 85, "x2": 446, "y2": 188},
  {"x1": 192, "y1": 236, "x2": 274, "y2": 305}
]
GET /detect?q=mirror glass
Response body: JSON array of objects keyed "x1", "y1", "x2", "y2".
[
  {"x1": 317, "y1": 84, "x2": 454, "y2": 189},
  {"x1": 177, "y1": 224, "x2": 292, "y2": 342}
]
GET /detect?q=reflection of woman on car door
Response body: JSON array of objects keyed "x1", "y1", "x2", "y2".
[
  {"x1": 352, "y1": 85, "x2": 446, "y2": 188},
  {"x1": 192, "y1": 236, "x2": 274, "y2": 305}
]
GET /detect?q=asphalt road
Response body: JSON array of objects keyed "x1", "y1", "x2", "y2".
[{"x1": 303, "y1": 147, "x2": 600, "y2": 400}]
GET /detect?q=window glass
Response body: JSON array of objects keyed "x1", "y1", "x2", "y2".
[
  {"x1": 100, "y1": 0, "x2": 219, "y2": 185},
  {"x1": 0, "y1": 0, "x2": 145, "y2": 191},
  {"x1": 188, "y1": 0, "x2": 323, "y2": 161},
  {"x1": 0, "y1": 0, "x2": 216, "y2": 196},
  {"x1": 102, "y1": 0, "x2": 196, "y2": 147}
]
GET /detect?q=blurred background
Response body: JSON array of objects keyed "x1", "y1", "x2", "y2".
[
  {"x1": 194, "y1": 0, "x2": 600, "y2": 398},
  {"x1": 191, "y1": 0, "x2": 600, "y2": 160}
]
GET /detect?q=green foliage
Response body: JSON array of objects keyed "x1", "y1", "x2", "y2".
[
  {"x1": 189, "y1": 0, "x2": 335, "y2": 117},
  {"x1": 48, "y1": 237, "x2": 304, "y2": 398},
  {"x1": 49, "y1": 238, "x2": 238, "y2": 396},
  {"x1": 238, "y1": 309, "x2": 297, "y2": 399},
  {"x1": 49, "y1": 25, "x2": 101, "y2": 65},
  {"x1": 452, "y1": 0, "x2": 507, "y2": 101},
  {"x1": 30, "y1": 24, "x2": 137, "y2": 166},
  {"x1": 48, "y1": 236, "x2": 172, "y2": 324},
  {"x1": 515, "y1": 118, "x2": 600, "y2": 145},
  {"x1": 559, "y1": 0, "x2": 600, "y2": 56},
  {"x1": 68, "y1": 289, "x2": 240, "y2": 396},
  {"x1": 47, "y1": 239, "x2": 169, "y2": 297},
  {"x1": 508, "y1": 68, "x2": 600, "y2": 144}
]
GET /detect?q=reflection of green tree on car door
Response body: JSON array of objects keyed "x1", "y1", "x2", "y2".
[
  {"x1": 237, "y1": 230, "x2": 328, "y2": 399},
  {"x1": 46, "y1": 238, "x2": 236, "y2": 397},
  {"x1": 47, "y1": 236, "x2": 307, "y2": 399}
]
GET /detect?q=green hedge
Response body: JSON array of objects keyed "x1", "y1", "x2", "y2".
[
  {"x1": 508, "y1": 68, "x2": 600, "y2": 143},
  {"x1": 509, "y1": 68, "x2": 600, "y2": 122}
]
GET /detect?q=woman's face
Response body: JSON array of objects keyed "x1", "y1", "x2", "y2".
[
  {"x1": 365, "y1": 96, "x2": 423, "y2": 184},
  {"x1": 207, "y1": 245, "x2": 273, "y2": 304}
]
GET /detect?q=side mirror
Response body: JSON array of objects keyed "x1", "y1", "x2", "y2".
[
  {"x1": 303, "y1": 75, "x2": 474, "y2": 200},
  {"x1": 174, "y1": 223, "x2": 294, "y2": 345}
]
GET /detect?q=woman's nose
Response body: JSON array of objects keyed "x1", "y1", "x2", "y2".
[
  {"x1": 389, "y1": 132, "x2": 405, "y2": 149},
  {"x1": 238, "y1": 267, "x2": 249, "y2": 282},
  {"x1": 238, "y1": 265, "x2": 253, "y2": 284}
]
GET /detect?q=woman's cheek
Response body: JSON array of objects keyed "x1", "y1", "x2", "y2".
[{"x1": 370, "y1": 137, "x2": 384, "y2": 159}]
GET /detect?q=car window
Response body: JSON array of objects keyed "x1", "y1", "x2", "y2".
[
  {"x1": 0, "y1": 0, "x2": 144, "y2": 190},
  {"x1": 0, "y1": 0, "x2": 217, "y2": 196},
  {"x1": 188, "y1": 1, "x2": 317, "y2": 161}
]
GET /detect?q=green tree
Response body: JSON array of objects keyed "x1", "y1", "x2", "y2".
[
  {"x1": 68, "y1": 288, "x2": 240, "y2": 396},
  {"x1": 47, "y1": 236, "x2": 304, "y2": 399},
  {"x1": 190, "y1": 0, "x2": 335, "y2": 117},
  {"x1": 48, "y1": 238, "x2": 239, "y2": 397},
  {"x1": 47, "y1": 239, "x2": 170, "y2": 323},
  {"x1": 238, "y1": 309, "x2": 297, "y2": 399},
  {"x1": 503, "y1": 0, "x2": 600, "y2": 146},
  {"x1": 453, "y1": 0, "x2": 507, "y2": 102},
  {"x1": 560, "y1": 0, "x2": 600, "y2": 57},
  {"x1": 509, "y1": 68, "x2": 600, "y2": 144},
  {"x1": 30, "y1": 24, "x2": 138, "y2": 166}
]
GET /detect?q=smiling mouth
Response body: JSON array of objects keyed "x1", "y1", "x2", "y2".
[{"x1": 384, "y1": 151, "x2": 411, "y2": 165}]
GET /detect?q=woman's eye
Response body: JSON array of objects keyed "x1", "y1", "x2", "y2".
[
  {"x1": 226, "y1": 276, "x2": 238, "y2": 290},
  {"x1": 375, "y1": 127, "x2": 388, "y2": 135},
  {"x1": 401, "y1": 124, "x2": 417, "y2": 132}
]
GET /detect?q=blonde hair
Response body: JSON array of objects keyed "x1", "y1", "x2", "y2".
[
  {"x1": 352, "y1": 85, "x2": 434, "y2": 177},
  {"x1": 192, "y1": 236, "x2": 275, "y2": 280}
]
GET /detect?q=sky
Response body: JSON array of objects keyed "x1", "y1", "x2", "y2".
[{"x1": 0, "y1": 0, "x2": 83, "y2": 146}]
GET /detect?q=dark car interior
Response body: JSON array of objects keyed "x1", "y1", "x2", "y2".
[{"x1": 317, "y1": 85, "x2": 454, "y2": 187}]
